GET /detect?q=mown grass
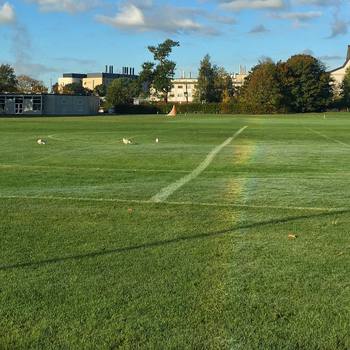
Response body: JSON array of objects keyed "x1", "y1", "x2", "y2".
[{"x1": 0, "y1": 113, "x2": 349, "y2": 349}]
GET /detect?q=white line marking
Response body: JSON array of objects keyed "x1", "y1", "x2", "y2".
[
  {"x1": 307, "y1": 128, "x2": 350, "y2": 148},
  {"x1": 150, "y1": 126, "x2": 248, "y2": 203},
  {"x1": 0, "y1": 195, "x2": 344, "y2": 212}
]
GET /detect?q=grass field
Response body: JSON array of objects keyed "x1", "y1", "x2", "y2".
[{"x1": 0, "y1": 113, "x2": 349, "y2": 349}]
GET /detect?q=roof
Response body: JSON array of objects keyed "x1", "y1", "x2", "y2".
[
  {"x1": 86, "y1": 73, "x2": 138, "y2": 79},
  {"x1": 329, "y1": 45, "x2": 350, "y2": 73},
  {"x1": 62, "y1": 73, "x2": 87, "y2": 78}
]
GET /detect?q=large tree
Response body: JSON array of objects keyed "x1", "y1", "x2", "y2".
[
  {"x1": 281, "y1": 55, "x2": 333, "y2": 112},
  {"x1": 139, "y1": 39, "x2": 180, "y2": 102},
  {"x1": 106, "y1": 78, "x2": 140, "y2": 107},
  {"x1": 17, "y1": 75, "x2": 48, "y2": 93},
  {"x1": 195, "y1": 55, "x2": 216, "y2": 103},
  {"x1": 238, "y1": 60, "x2": 283, "y2": 114},
  {"x1": 340, "y1": 67, "x2": 350, "y2": 108},
  {"x1": 0, "y1": 64, "x2": 17, "y2": 93},
  {"x1": 62, "y1": 83, "x2": 89, "y2": 95},
  {"x1": 195, "y1": 55, "x2": 234, "y2": 103}
]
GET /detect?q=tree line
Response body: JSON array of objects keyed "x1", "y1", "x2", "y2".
[
  {"x1": 0, "y1": 64, "x2": 48, "y2": 94},
  {"x1": 2, "y1": 39, "x2": 350, "y2": 113}
]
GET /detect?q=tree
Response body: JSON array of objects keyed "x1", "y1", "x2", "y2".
[
  {"x1": 93, "y1": 84, "x2": 107, "y2": 97},
  {"x1": 106, "y1": 78, "x2": 140, "y2": 107},
  {"x1": 62, "y1": 83, "x2": 89, "y2": 95},
  {"x1": 139, "y1": 39, "x2": 180, "y2": 102},
  {"x1": 17, "y1": 75, "x2": 48, "y2": 93},
  {"x1": 195, "y1": 55, "x2": 234, "y2": 103},
  {"x1": 238, "y1": 60, "x2": 283, "y2": 114},
  {"x1": 281, "y1": 55, "x2": 333, "y2": 112},
  {"x1": 52, "y1": 83, "x2": 60, "y2": 94},
  {"x1": 0, "y1": 64, "x2": 17, "y2": 93},
  {"x1": 195, "y1": 55, "x2": 216, "y2": 103},
  {"x1": 340, "y1": 67, "x2": 350, "y2": 108}
]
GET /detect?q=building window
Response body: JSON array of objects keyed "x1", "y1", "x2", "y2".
[
  {"x1": 177, "y1": 85, "x2": 183, "y2": 89},
  {"x1": 33, "y1": 97, "x2": 42, "y2": 111},
  {"x1": 0, "y1": 97, "x2": 5, "y2": 112}
]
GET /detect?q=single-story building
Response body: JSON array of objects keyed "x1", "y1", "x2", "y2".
[{"x1": 0, "y1": 94, "x2": 100, "y2": 115}]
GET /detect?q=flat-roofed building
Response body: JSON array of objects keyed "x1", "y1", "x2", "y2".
[
  {"x1": 0, "y1": 94, "x2": 99, "y2": 115},
  {"x1": 330, "y1": 46, "x2": 350, "y2": 91},
  {"x1": 168, "y1": 78, "x2": 198, "y2": 103},
  {"x1": 57, "y1": 66, "x2": 138, "y2": 92},
  {"x1": 58, "y1": 73, "x2": 87, "y2": 92}
]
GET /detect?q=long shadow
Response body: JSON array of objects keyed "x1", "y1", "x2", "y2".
[{"x1": 1, "y1": 208, "x2": 348, "y2": 272}]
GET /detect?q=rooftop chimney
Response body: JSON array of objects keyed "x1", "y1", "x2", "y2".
[
  {"x1": 105, "y1": 65, "x2": 108, "y2": 73},
  {"x1": 347, "y1": 45, "x2": 350, "y2": 62}
]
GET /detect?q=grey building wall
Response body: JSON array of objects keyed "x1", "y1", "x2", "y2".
[
  {"x1": 43, "y1": 95, "x2": 99, "y2": 115},
  {"x1": 0, "y1": 94, "x2": 99, "y2": 116}
]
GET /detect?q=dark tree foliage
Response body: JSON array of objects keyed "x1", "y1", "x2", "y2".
[
  {"x1": 139, "y1": 39, "x2": 180, "y2": 102},
  {"x1": 93, "y1": 84, "x2": 107, "y2": 97},
  {"x1": 281, "y1": 55, "x2": 333, "y2": 112},
  {"x1": 238, "y1": 60, "x2": 283, "y2": 114},
  {"x1": 340, "y1": 67, "x2": 350, "y2": 108},
  {"x1": 195, "y1": 55, "x2": 234, "y2": 103},
  {"x1": 106, "y1": 78, "x2": 140, "y2": 107},
  {"x1": 0, "y1": 64, "x2": 17, "y2": 93},
  {"x1": 62, "y1": 83, "x2": 90, "y2": 95},
  {"x1": 238, "y1": 55, "x2": 333, "y2": 113}
]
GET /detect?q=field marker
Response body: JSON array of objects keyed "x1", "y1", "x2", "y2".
[
  {"x1": 0, "y1": 195, "x2": 345, "y2": 212},
  {"x1": 307, "y1": 128, "x2": 350, "y2": 148},
  {"x1": 150, "y1": 126, "x2": 248, "y2": 203}
]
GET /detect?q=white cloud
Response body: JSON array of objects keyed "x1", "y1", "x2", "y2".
[
  {"x1": 295, "y1": 0, "x2": 340, "y2": 6},
  {"x1": 97, "y1": 4, "x2": 145, "y2": 28},
  {"x1": 0, "y1": 2, "x2": 15, "y2": 24},
  {"x1": 28, "y1": 0, "x2": 96, "y2": 13},
  {"x1": 249, "y1": 24, "x2": 269, "y2": 33},
  {"x1": 271, "y1": 11, "x2": 322, "y2": 26},
  {"x1": 96, "y1": 3, "x2": 226, "y2": 35},
  {"x1": 328, "y1": 18, "x2": 348, "y2": 38},
  {"x1": 219, "y1": 0, "x2": 284, "y2": 10}
]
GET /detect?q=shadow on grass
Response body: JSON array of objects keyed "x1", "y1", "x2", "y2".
[{"x1": 1, "y1": 208, "x2": 348, "y2": 271}]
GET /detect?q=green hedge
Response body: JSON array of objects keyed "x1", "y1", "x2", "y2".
[{"x1": 113, "y1": 102, "x2": 240, "y2": 115}]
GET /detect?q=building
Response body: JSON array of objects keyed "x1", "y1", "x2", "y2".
[
  {"x1": 329, "y1": 46, "x2": 350, "y2": 90},
  {"x1": 58, "y1": 66, "x2": 138, "y2": 92},
  {"x1": 0, "y1": 94, "x2": 100, "y2": 115},
  {"x1": 168, "y1": 78, "x2": 198, "y2": 103},
  {"x1": 232, "y1": 66, "x2": 248, "y2": 89}
]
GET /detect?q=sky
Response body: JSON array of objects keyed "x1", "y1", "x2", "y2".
[{"x1": 0, "y1": 0, "x2": 349, "y2": 87}]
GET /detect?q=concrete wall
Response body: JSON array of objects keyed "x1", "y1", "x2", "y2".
[
  {"x1": 1, "y1": 94, "x2": 99, "y2": 115},
  {"x1": 43, "y1": 95, "x2": 99, "y2": 115}
]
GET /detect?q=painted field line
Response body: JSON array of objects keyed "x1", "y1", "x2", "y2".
[
  {"x1": 150, "y1": 126, "x2": 249, "y2": 203},
  {"x1": 307, "y1": 128, "x2": 350, "y2": 148},
  {"x1": 0, "y1": 195, "x2": 346, "y2": 212}
]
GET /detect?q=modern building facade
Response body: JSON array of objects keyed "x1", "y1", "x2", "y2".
[
  {"x1": 58, "y1": 66, "x2": 138, "y2": 92},
  {"x1": 168, "y1": 78, "x2": 198, "y2": 103},
  {"x1": 330, "y1": 46, "x2": 350, "y2": 90},
  {"x1": 231, "y1": 66, "x2": 248, "y2": 89},
  {"x1": 0, "y1": 94, "x2": 100, "y2": 115}
]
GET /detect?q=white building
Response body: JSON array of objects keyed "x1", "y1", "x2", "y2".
[
  {"x1": 330, "y1": 46, "x2": 350, "y2": 90},
  {"x1": 168, "y1": 78, "x2": 197, "y2": 103}
]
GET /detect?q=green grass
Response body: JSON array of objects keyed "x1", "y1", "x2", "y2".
[{"x1": 0, "y1": 113, "x2": 349, "y2": 349}]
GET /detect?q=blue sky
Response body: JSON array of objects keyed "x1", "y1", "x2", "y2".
[{"x1": 0, "y1": 0, "x2": 349, "y2": 87}]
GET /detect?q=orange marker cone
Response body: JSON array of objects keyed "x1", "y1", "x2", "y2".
[{"x1": 167, "y1": 105, "x2": 177, "y2": 117}]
